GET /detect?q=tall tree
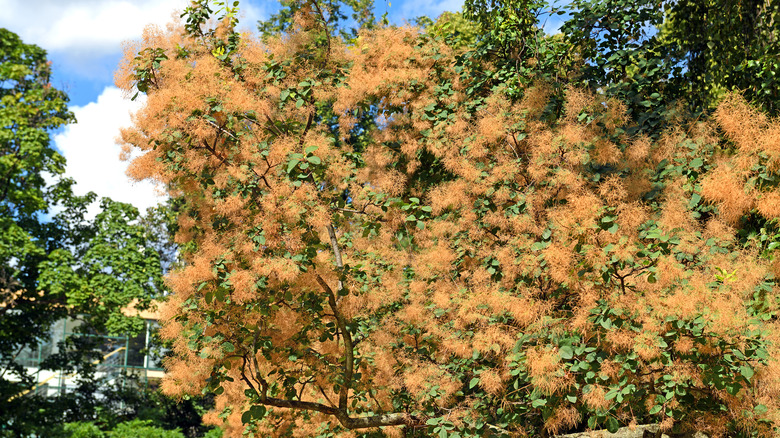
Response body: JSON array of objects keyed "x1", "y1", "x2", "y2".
[
  {"x1": 467, "y1": 0, "x2": 780, "y2": 130},
  {"x1": 0, "y1": 27, "x2": 75, "y2": 426},
  {"x1": 120, "y1": 2, "x2": 780, "y2": 437},
  {"x1": 0, "y1": 28, "x2": 172, "y2": 437}
]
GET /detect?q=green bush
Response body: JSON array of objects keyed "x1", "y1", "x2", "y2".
[
  {"x1": 64, "y1": 420, "x2": 185, "y2": 438},
  {"x1": 107, "y1": 420, "x2": 184, "y2": 438},
  {"x1": 64, "y1": 422, "x2": 104, "y2": 438}
]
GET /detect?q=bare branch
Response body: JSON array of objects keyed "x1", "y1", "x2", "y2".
[
  {"x1": 339, "y1": 412, "x2": 420, "y2": 429},
  {"x1": 310, "y1": 0, "x2": 332, "y2": 60},
  {"x1": 318, "y1": 384, "x2": 336, "y2": 407},
  {"x1": 240, "y1": 338, "x2": 420, "y2": 430},
  {"x1": 327, "y1": 224, "x2": 344, "y2": 273}
]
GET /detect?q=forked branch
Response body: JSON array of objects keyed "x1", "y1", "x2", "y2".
[{"x1": 238, "y1": 341, "x2": 421, "y2": 429}]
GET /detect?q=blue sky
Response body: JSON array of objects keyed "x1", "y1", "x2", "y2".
[{"x1": 0, "y1": 0, "x2": 459, "y2": 215}]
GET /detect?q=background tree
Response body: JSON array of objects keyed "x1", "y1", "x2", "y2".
[
  {"x1": 120, "y1": 2, "x2": 780, "y2": 437},
  {"x1": 0, "y1": 28, "x2": 198, "y2": 437},
  {"x1": 62, "y1": 419, "x2": 197, "y2": 438},
  {"x1": 1, "y1": 193, "x2": 175, "y2": 437},
  {"x1": 59, "y1": 375, "x2": 220, "y2": 438},
  {"x1": 560, "y1": 0, "x2": 780, "y2": 129},
  {"x1": 464, "y1": 0, "x2": 780, "y2": 131},
  {"x1": 0, "y1": 26, "x2": 76, "y2": 433},
  {"x1": 664, "y1": 0, "x2": 780, "y2": 115}
]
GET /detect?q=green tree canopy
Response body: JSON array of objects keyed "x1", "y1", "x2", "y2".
[
  {"x1": 0, "y1": 28, "x2": 76, "y2": 426},
  {"x1": 0, "y1": 28, "x2": 174, "y2": 437}
]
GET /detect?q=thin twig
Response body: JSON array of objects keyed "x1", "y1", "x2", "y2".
[
  {"x1": 310, "y1": 0, "x2": 332, "y2": 59},
  {"x1": 203, "y1": 118, "x2": 237, "y2": 140}
]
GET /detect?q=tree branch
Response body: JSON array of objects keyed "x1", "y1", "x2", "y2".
[
  {"x1": 239, "y1": 342, "x2": 420, "y2": 429},
  {"x1": 299, "y1": 108, "x2": 314, "y2": 146},
  {"x1": 338, "y1": 412, "x2": 420, "y2": 429},
  {"x1": 309, "y1": 0, "x2": 332, "y2": 60},
  {"x1": 263, "y1": 113, "x2": 286, "y2": 137},
  {"x1": 317, "y1": 384, "x2": 336, "y2": 407},
  {"x1": 0, "y1": 343, "x2": 27, "y2": 380},
  {"x1": 327, "y1": 224, "x2": 344, "y2": 278},
  {"x1": 315, "y1": 273, "x2": 353, "y2": 411}
]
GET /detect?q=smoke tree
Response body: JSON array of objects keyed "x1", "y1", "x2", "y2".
[{"x1": 118, "y1": 2, "x2": 780, "y2": 437}]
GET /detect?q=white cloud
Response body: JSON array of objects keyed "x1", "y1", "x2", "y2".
[
  {"x1": 1, "y1": 0, "x2": 185, "y2": 56},
  {"x1": 0, "y1": 0, "x2": 266, "y2": 56},
  {"x1": 54, "y1": 86, "x2": 165, "y2": 217}
]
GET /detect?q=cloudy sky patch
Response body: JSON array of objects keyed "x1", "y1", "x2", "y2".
[
  {"x1": 53, "y1": 87, "x2": 166, "y2": 217},
  {"x1": 0, "y1": 0, "x2": 266, "y2": 55}
]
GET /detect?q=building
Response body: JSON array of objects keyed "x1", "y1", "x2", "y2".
[{"x1": 11, "y1": 303, "x2": 165, "y2": 399}]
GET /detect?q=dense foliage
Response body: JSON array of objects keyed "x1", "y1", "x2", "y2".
[
  {"x1": 0, "y1": 28, "x2": 74, "y2": 412},
  {"x1": 117, "y1": 1, "x2": 779, "y2": 437}
]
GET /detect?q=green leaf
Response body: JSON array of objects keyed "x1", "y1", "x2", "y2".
[
  {"x1": 559, "y1": 345, "x2": 574, "y2": 360},
  {"x1": 606, "y1": 417, "x2": 620, "y2": 433},
  {"x1": 688, "y1": 193, "x2": 701, "y2": 209},
  {"x1": 241, "y1": 405, "x2": 266, "y2": 424},
  {"x1": 223, "y1": 342, "x2": 235, "y2": 353},
  {"x1": 741, "y1": 365, "x2": 754, "y2": 381},
  {"x1": 250, "y1": 405, "x2": 266, "y2": 418},
  {"x1": 469, "y1": 377, "x2": 480, "y2": 389}
]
